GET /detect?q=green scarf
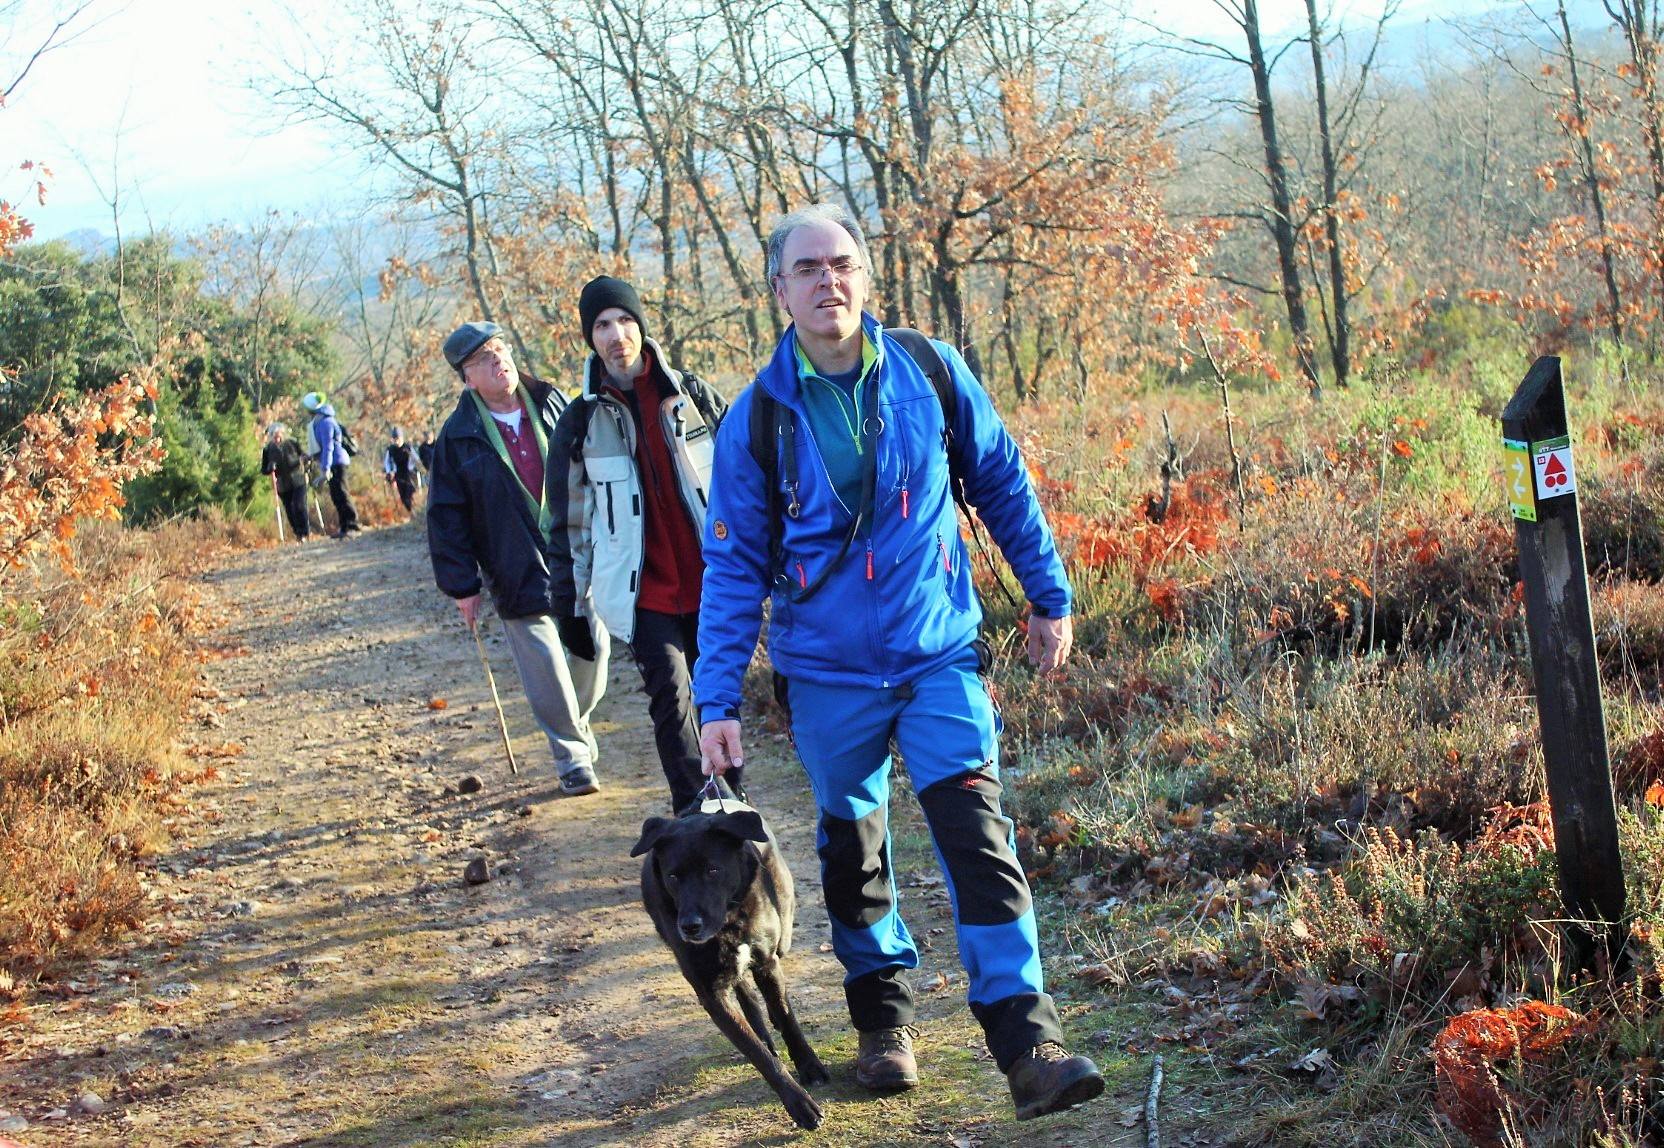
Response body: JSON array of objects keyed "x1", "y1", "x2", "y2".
[{"x1": 468, "y1": 389, "x2": 556, "y2": 543}]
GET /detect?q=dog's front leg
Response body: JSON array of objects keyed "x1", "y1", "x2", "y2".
[
  {"x1": 734, "y1": 978, "x2": 779, "y2": 1057},
  {"x1": 693, "y1": 983, "x2": 824, "y2": 1130},
  {"x1": 752, "y1": 957, "x2": 831, "y2": 1086}
]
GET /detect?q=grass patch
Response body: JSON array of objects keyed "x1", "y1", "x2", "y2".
[
  {"x1": 0, "y1": 516, "x2": 251, "y2": 995},
  {"x1": 990, "y1": 354, "x2": 1664, "y2": 1144}
]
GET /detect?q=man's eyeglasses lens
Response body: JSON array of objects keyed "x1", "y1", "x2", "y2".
[{"x1": 788, "y1": 258, "x2": 862, "y2": 282}]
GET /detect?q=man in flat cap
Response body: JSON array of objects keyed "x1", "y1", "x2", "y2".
[
  {"x1": 544, "y1": 276, "x2": 729, "y2": 811},
  {"x1": 427, "y1": 321, "x2": 611, "y2": 797}
]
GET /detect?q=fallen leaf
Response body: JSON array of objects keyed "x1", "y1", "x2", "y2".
[
  {"x1": 1289, "y1": 1048, "x2": 1335, "y2": 1074},
  {"x1": 428, "y1": 698, "x2": 448, "y2": 710}
]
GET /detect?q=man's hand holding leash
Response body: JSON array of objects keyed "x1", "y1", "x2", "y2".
[{"x1": 700, "y1": 719, "x2": 743, "y2": 781}]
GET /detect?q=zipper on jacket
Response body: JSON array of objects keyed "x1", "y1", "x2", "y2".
[
  {"x1": 795, "y1": 560, "x2": 807, "y2": 589},
  {"x1": 661, "y1": 397, "x2": 711, "y2": 532},
  {"x1": 865, "y1": 539, "x2": 874, "y2": 581},
  {"x1": 938, "y1": 532, "x2": 950, "y2": 573},
  {"x1": 605, "y1": 483, "x2": 615, "y2": 533}
]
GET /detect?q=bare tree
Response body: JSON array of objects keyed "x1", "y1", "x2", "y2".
[
  {"x1": 1164, "y1": 0, "x2": 1323, "y2": 396},
  {"x1": 267, "y1": 1, "x2": 538, "y2": 369}
]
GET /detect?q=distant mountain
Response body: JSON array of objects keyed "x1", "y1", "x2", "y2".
[{"x1": 56, "y1": 228, "x2": 117, "y2": 257}]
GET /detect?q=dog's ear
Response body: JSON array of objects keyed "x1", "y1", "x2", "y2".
[
  {"x1": 712, "y1": 809, "x2": 769, "y2": 844},
  {"x1": 630, "y1": 816, "x2": 675, "y2": 857}
]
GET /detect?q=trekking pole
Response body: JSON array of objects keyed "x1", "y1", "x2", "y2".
[
  {"x1": 271, "y1": 474, "x2": 285, "y2": 542},
  {"x1": 470, "y1": 618, "x2": 520, "y2": 776}
]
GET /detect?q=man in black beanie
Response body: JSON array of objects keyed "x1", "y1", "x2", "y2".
[{"x1": 545, "y1": 277, "x2": 736, "y2": 810}]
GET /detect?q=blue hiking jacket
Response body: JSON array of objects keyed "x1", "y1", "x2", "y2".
[
  {"x1": 694, "y1": 314, "x2": 1071, "y2": 723},
  {"x1": 307, "y1": 405, "x2": 350, "y2": 471}
]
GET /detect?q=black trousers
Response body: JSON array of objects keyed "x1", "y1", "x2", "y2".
[
  {"x1": 328, "y1": 465, "x2": 360, "y2": 533},
  {"x1": 629, "y1": 608, "x2": 738, "y2": 810},
  {"x1": 279, "y1": 485, "x2": 310, "y2": 539},
  {"x1": 393, "y1": 477, "x2": 416, "y2": 512}
]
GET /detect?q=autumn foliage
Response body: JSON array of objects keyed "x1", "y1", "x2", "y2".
[
  {"x1": 0, "y1": 375, "x2": 166, "y2": 580},
  {"x1": 1434, "y1": 1001, "x2": 1593, "y2": 1147}
]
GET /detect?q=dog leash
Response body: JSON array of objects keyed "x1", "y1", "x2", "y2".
[{"x1": 699, "y1": 775, "x2": 731, "y2": 813}]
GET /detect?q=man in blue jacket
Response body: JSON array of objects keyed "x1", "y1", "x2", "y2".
[
  {"x1": 427, "y1": 322, "x2": 610, "y2": 797},
  {"x1": 694, "y1": 204, "x2": 1103, "y2": 1120}
]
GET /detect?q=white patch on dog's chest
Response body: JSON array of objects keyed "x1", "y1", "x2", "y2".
[{"x1": 733, "y1": 943, "x2": 753, "y2": 974}]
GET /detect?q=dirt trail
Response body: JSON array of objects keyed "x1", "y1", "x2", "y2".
[{"x1": 7, "y1": 521, "x2": 1148, "y2": 1147}]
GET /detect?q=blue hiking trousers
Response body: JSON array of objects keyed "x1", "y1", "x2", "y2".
[{"x1": 780, "y1": 646, "x2": 1063, "y2": 1071}]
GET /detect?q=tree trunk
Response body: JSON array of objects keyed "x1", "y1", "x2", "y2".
[
  {"x1": 1243, "y1": 0, "x2": 1321, "y2": 397},
  {"x1": 1305, "y1": 0, "x2": 1351, "y2": 387},
  {"x1": 1566, "y1": 0, "x2": 1626, "y2": 346}
]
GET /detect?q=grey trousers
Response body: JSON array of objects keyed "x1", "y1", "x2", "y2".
[{"x1": 499, "y1": 612, "x2": 610, "y2": 777}]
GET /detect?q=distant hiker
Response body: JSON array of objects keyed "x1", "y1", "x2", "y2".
[
  {"x1": 260, "y1": 422, "x2": 309, "y2": 541},
  {"x1": 427, "y1": 321, "x2": 611, "y2": 798},
  {"x1": 694, "y1": 203, "x2": 1104, "y2": 1120},
  {"x1": 300, "y1": 391, "x2": 360, "y2": 538},
  {"x1": 545, "y1": 276, "x2": 730, "y2": 812},
  {"x1": 383, "y1": 427, "x2": 420, "y2": 515},
  {"x1": 417, "y1": 435, "x2": 436, "y2": 475}
]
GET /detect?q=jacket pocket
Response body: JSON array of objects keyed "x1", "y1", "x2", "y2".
[{"x1": 584, "y1": 455, "x2": 631, "y2": 536}]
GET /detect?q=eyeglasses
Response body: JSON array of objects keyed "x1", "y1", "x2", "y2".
[
  {"x1": 464, "y1": 339, "x2": 512, "y2": 367},
  {"x1": 781, "y1": 257, "x2": 863, "y2": 284}
]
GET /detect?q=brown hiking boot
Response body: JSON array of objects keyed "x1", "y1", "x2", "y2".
[
  {"x1": 855, "y1": 1025, "x2": 919, "y2": 1091},
  {"x1": 1006, "y1": 1041, "x2": 1105, "y2": 1120}
]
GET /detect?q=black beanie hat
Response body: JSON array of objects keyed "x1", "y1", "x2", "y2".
[{"x1": 578, "y1": 276, "x2": 647, "y2": 351}]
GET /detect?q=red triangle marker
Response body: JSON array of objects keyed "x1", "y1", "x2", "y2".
[{"x1": 1543, "y1": 454, "x2": 1568, "y2": 488}]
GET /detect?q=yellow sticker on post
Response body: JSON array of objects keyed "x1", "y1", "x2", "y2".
[{"x1": 1502, "y1": 437, "x2": 1535, "y2": 522}]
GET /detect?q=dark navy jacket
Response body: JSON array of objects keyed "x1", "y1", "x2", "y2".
[
  {"x1": 427, "y1": 374, "x2": 568, "y2": 620},
  {"x1": 693, "y1": 314, "x2": 1071, "y2": 723}
]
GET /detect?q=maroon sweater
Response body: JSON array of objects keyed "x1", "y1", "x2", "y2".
[
  {"x1": 492, "y1": 407, "x2": 545, "y2": 502},
  {"x1": 604, "y1": 352, "x2": 703, "y2": 615}
]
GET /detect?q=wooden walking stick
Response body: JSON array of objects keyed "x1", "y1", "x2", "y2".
[
  {"x1": 270, "y1": 474, "x2": 285, "y2": 542},
  {"x1": 471, "y1": 619, "x2": 520, "y2": 776}
]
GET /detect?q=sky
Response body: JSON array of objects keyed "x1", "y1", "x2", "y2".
[
  {"x1": 4, "y1": 0, "x2": 367, "y2": 240},
  {"x1": 1, "y1": 0, "x2": 1585, "y2": 243}
]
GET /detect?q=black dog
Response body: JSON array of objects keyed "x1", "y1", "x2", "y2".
[{"x1": 631, "y1": 801, "x2": 830, "y2": 1130}]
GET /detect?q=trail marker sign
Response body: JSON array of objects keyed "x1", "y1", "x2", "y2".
[
  {"x1": 1533, "y1": 434, "x2": 1576, "y2": 500},
  {"x1": 1502, "y1": 437, "x2": 1534, "y2": 521}
]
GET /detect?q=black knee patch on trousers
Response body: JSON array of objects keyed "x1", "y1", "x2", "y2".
[
  {"x1": 971, "y1": 992, "x2": 1064, "y2": 1073},
  {"x1": 819, "y1": 806, "x2": 893, "y2": 930},
  {"x1": 845, "y1": 965, "x2": 916, "y2": 1032},
  {"x1": 917, "y1": 770, "x2": 1031, "y2": 926}
]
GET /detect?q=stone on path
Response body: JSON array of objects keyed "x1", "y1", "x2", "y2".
[{"x1": 463, "y1": 857, "x2": 491, "y2": 886}]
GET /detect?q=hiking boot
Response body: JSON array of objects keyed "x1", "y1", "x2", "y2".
[
  {"x1": 559, "y1": 765, "x2": 600, "y2": 797},
  {"x1": 855, "y1": 1025, "x2": 919, "y2": 1091},
  {"x1": 1006, "y1": 1041, "x2": 1104, "y2": 1120}
]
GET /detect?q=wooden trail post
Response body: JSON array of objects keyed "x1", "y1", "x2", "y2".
[{"x1": 1501, "y1": 356, "x2": 1625, "y2": 964}]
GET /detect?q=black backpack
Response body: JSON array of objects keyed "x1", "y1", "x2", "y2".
[
  {"x1": 338, "y1": 424, "x2": 360, "y2": 456},
  {"x1": 747, "y1": 328, "x2": 973, "y2": 604}
]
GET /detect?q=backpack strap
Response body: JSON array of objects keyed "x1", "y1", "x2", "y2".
[
  {"x1": 884, "y1": 327, "x2": 967, "y2": 514},
  {"x1": 747, "y1": 382, "x2": 795, "y2": 591}
]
